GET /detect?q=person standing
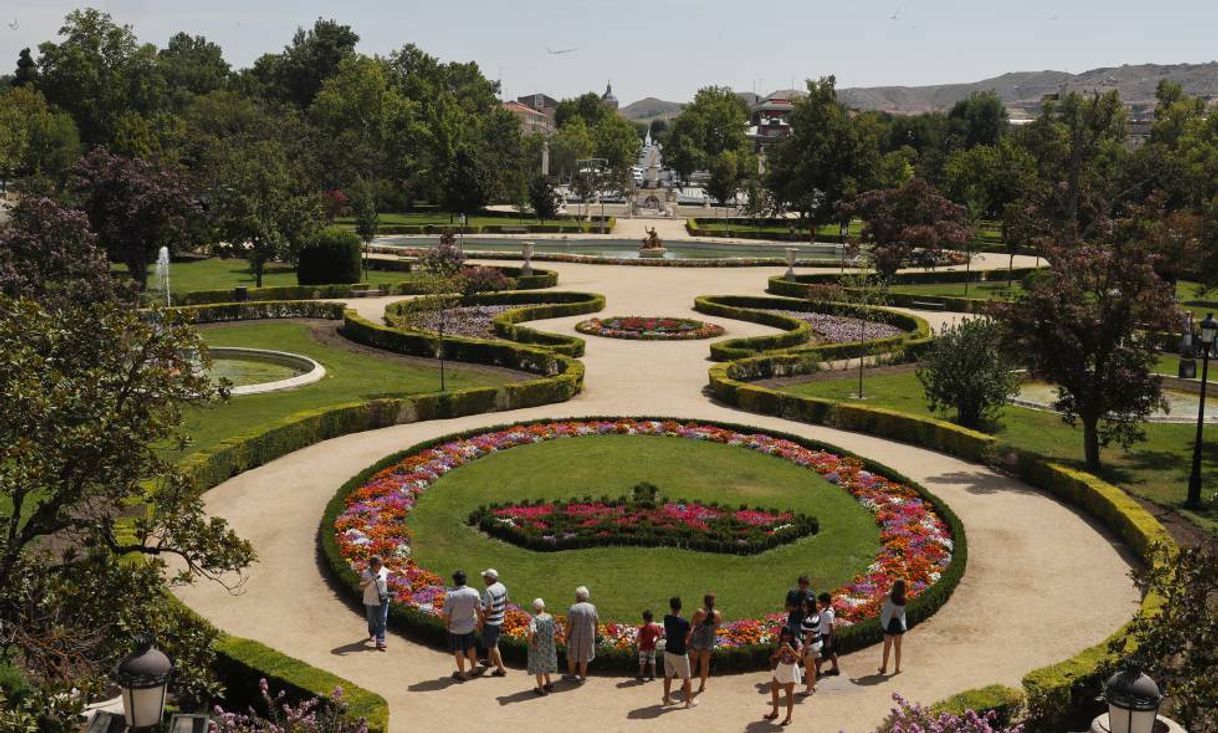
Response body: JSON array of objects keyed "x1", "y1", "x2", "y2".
[
  {"x1": 636, "y1": 610, "x2": 663, "y2": 681},
  {"x1": 764, "y1": 626, "x2": 803, "y2": 726},
  {"x1": 564, "y1": 586, "x2": 599, "y2": 683},
  {"x1": 359, "y1": 556, "x2": 389, "y2": 651},
  {"x1": 784, "y1": 575, "x2": 812, "y2": 634},
  {"x1": 478, "y1": 569, "x2": 508, "y2": 677},
  {"x1": 688, "y1": 592, "x2": 721, "y2": 694},
  {"x1": 442, "y1": 570, "x2": 482, "y2": 680},
  {"x1": 527, "y1": 598, "x2": 557, "y2": 695},
  {"x1": 799, "y1": 596, "x2": 821, "y2": 695},
  {"x1": 879, "y1": 580, "x2": 907, "y2": 675},
  {"x1": 815, "y1": 592, "x2": 840, "y2": 677},
  {"x1": 661, "y1": 596, "x2": 698, "y2": 709}
]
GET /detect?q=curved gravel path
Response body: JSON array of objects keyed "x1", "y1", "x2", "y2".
[{"x1": 176, "y1": 260, "x2": 1136, "y2": 733}]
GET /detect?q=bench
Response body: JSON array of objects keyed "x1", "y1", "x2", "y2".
[{"x1": 910, "y1": 300, "x2": 947, "y2": 311}]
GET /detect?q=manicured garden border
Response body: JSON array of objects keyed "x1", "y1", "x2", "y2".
[
  {"x1": 176, "y1": 264, "x2": 558, "y2": 306},
  {"x1": 169, "y1": 300, "x2": 347, "y2": 324},
  {"x1": 575, "y1": 316, "x2": 726, "y2": 340},
  {"x1": 318, "y1": 415, "x2": 967, "y2": 674},
  {"x1": 694, "y1": 295, "x2": 931, "y2": 362},
  {"x1": 765, "y1": 269, "x2": 1041, "y2": 314},
  {"x1": 384, "y1": 291, "x2": 605, "y2": 358},
  {"x1": 368, "y1": 245, "x2": 849, "y2": 269},
  {"x1": 707, "y1": 351, "x2": 1174, "y2": 728}
]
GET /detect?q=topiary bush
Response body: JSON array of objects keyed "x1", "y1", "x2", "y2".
[{"x1": 297, "y1": 227, "x2": 362, "y2": 285}]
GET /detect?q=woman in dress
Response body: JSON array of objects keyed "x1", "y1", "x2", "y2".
[
  {"x1": 879, "y1": 579, "x2": 907, "y2": 675},
  {"x1": 763, "y1": 625, "x2": 803, "y2": 726},
  {"x1": 527, "y1": 598, "x2": 557, "y2": 695},
  {"x1": 687, "y1": 592, "x2": 721, "y2": 694},
  {"x1": 564, "y1": 585, "x2": 599, "y2": 683}
]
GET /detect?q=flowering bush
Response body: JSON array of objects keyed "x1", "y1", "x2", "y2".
[
  {"x1": 333, "y1": 419, "x2": 954, "y2": 653},
  {"x1": 468, "y1": 482, "x2": 818, "y2": 554},
  {"x1": 212, "y1": 678, "x2": 368, "y2": 733},
  {"x1": 458, "y1": 265, "x2": 511, "y2": 294},
  {"x1": 416, "y1": 232, "x2": 466, "y2": 277},
  {"x1": 879, "y1": 693, "x2": 1023, "y2": 733},
  {"x1": 759, "y1": 309, "x2": 904, "y2": 343},
  {"x1": 576, "y1": 316, "x2": 726, "y2": 340}
]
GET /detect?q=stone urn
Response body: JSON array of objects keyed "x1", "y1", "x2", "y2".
[{"x1": 521, "y1": 241, "x2": 535, "y2": 276}]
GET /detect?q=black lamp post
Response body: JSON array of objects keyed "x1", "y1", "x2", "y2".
[
  {"x1": 1187, "y1": 312, "x2": 1217, "y2": 508},
  {"x1": 1103, "y1": 665, "x2": 1163, "y2": 733},
  {"x1": 115, "y1": 634, "x2": 173, "y2": 731}
]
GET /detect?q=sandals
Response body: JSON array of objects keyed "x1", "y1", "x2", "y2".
[
  {"x1": 491, "y1": 669, "x2": 507, "y2": 677},
  {"x1": 763, "y1": 712, "x2": 779, "y2": 721}
]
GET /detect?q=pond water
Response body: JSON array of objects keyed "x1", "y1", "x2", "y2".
[
  {"x1": 1017, "y1": 381, "x2": 1211, "y2": 422},
  {"x1": 375, "y1": 235, "x2": 844, "y2": 260},
  {"x1": 210, "y1": 356, "x2": 306, "y2": 388}
]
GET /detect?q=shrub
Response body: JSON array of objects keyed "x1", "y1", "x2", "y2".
[
  {"x1": 459, "y1": 265, "x2": 510, "y2": 294},
  {"x1": 916, "y1": 319, "x2": 1020, "y2": 428},
  {"x1": 297, "y1": 228, "x2": 362, "y2": 285},
  {"x1": 416, "y1": 231, "x2": 465, "y2": 277},
  {"x1": 879, "y1": 693, "x2": 1024, "y2": 732},
  {"x1": 211, "y1": 678, "x2": 368, "y2": 733}
]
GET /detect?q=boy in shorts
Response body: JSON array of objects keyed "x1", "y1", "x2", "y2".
[
  {"x1": 816, "y1": 592, "x2": 841, "y2": 677},
  {"x1": 636, "y1": 609, "x2": 663, "y2": 681}
]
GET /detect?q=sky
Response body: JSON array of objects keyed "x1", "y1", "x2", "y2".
[{"x1": 3, "y1": 0, "x2": 1218, "y2": 103}]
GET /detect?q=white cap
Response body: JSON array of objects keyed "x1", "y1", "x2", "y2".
[{"x1": 482, "y1": 568, "x2": 499, "y2": 580}]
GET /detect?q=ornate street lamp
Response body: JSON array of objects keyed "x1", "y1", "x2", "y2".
[
  {"x1": 1186, "y1": 312, "x2": 1217, "y2": 507},
  {"x1": 1103, "y1": 665, "x2": 1163, "y2": 733},
  {"x1": 115, "y1": 634, "x2": 172, "y2": 730}
]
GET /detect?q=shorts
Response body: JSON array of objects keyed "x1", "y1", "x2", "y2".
[
  {"x1": 482, "y1": 624, "x2": 502, "y2": 648},
  {"x1": 663, "y1": 651, "x2": 691, "y2": 680},
  {"x1": 885, "y1": 618, "x2": 905, "y2": 636},
  {"x1": 638, "y1": 648, "x2": 657, "y2": 665},
  {"x1": 447, "y1": 631, "x2": 476, "y2": 653},
  {"x1": 773, "y1": 661, "x2": 803, "y2": 686},
  {"x1": 819, "y1": 634, "x2": 835, "y2": 657}
]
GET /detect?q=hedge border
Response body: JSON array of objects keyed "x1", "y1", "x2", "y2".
[
  {"x1": 169, "y1": 300, "x2": 346, "y2": 325},
  {"x1": 317, "y1": 415, "x2": 968, "y2": 675},
  {"x1": 765, "y1": 269, "x2": 1041, "y2": 315},
  {"x1": 369, "y1": 245, "x2": 851, "y2": 269},
  {"x1": 176, "y1": 264, "x2": 558, "y2": 306},
  {"x1": 707, "y1": 350, "x2": 1175, "y2": 728},
  {"x1": 694, "y1": 294, "x2": 931, "y2": 362},
  {"x1": 384, "y1": 291, "x2": 605, "y2": 358}
]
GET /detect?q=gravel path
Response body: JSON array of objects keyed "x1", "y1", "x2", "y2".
[{"x1": 175, "y1": 260, "x2": 1135, "y2": 733}]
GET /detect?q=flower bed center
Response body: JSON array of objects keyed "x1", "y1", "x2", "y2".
[
  {"x1": 576, "y1": 316, "x2": 725, "y2": 340},
  {"x1": 468, "y1": 482, "x2": 818, "y2": 554}
]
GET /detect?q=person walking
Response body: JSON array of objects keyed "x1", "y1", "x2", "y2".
[
  {"x1": 359, "y1": 556, "x2": 389, "y2": 651},
  {"x1": 799, "y1": 596, "x2": 821, "y2": 695},
  {"x1": 527, "y1": 598, "x2": 557, "y2": 695},
  {"x1": 687, "y1": 592, "x2": 721, "y2": 694},
  {"x1": 764, "y1": 626, "x2": 803, "y2": 726},
  {"x1": 564, "y1": 586, "x2": 598, "y2": 683},
  {"x1": 784, "y1": 575, "x2": 812, "y2": 635},
  {"x1": 442, "y1": 570, "x2": 482, "y2": 680},
  {"x1": 879, "y1": 579, "x2": 908, "y2": 675},
  {"x1": 815, "y1": 592, "x2": 840, "y2": 677},
  {"x1": 661, "y1": 596, "x2": 698, "y2": 709},
  {"x1": 478, "y1": 569, "x2": 508, "y2": 677}
]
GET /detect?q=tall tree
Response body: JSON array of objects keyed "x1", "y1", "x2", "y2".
[
  {"x1": 254, "y1": 18, "x2": 359, "y2": 108},
  {"x1": 554, "y1": 92, "x2": 608, "y2": 129},
  {"x1": 839, "y1": 178, "x2": 972, "y2": 280},
  {"x1": 11, "y1": 48, "x2": 37, "y2": 87},
  {"x1": 70, "y1": 147, "x2": 197, "y2": 289},
  {"x1": 946, "y1": 91, "x2": 1008, "y2": 149},
  {"x1": 705, "y1": 150, "x2": 743, "y2": 210},
  {"x1": 0, "y1": 197, "x2": 117, "y2": 304},
  {"x1": 157, "y1": 32, "x2": 230, "y2": 106},
  {"x1": 528, "y1": 175, "x2": 561, "y2": 223},
  {"x1": 440, "y1": 146, "x2": 492, "y2": 216},
  {"x1": 991, "y1": 243, "x2": 1178, "y2": 470},
  {"x1": 665, "y1": 85, "x2": 750, "y2": 178}
]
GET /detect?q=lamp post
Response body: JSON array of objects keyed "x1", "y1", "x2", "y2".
[
  {"x1": 1187, "y1": 312, "x2": 1217, "y2": 508},
  {"x1": 1102, "y1": 665, "x2": 1163, "y2": 733},
  {"x1": 115, "y1": 634, "x2": 172, "y2": 731}
]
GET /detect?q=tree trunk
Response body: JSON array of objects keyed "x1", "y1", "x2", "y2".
[
  {"x1": 254, "y1": 258, "x2": 264, "y2": 288},
  {"x1": 1082, "y1": 415, "x2": 1101, "y2": 471},
  {"x1": 128, "y1": 257, "x2": 149, "y2": 291}
]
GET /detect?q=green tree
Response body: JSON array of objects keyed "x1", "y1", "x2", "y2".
[
  {"x1": 917, "y1": 318, "x2": 1021, "y2": 427},
  {"x1": 991, "y1": 243, "x2": 1178, "y2": 470},
  {"x1": 349, "y1": 178, "x2": 379, "y2": 278},
  {"x1": 10, "y1": 48, "x2": 37, "y2": 87},
  {"x1": 665, "y1": 85, "x2": 750, "y2": 178},
  {"x1": 70, "y1": 147, "x2": 198, "y2": 289},
  {"x1": 840, "y1": 178, "x2": 973, "y2": 280},
  {"x1": 705, "y1": 150, "x2": 742, "y2": 210},
  {"x1": 157, "y1": 32, "x2": 230, "y2": 107},
  {"x1": 946, "y1": 91, "x2": 1008, "y2": 149},
  {"x1": 548, "y1": 116, "x2": 595, "y2": 181},
  {"x1": 252, "y1": 18, "x2": 359, "y2": 108},
  {"x1": 943, "y1": 137, "x2": 1037, "y2": 219},
  {"x1": 554, "y1": 92, "x2": 608, "y2": 129},
  {"x1": 528, "y1": 175, "x2": 561, "y2": 223},
  {"x1": 440, "y1": 146, "x2": 492, "y2": 217},
  {"x1": 592, "y1": 112, "x2": 642, "y2": 172}
]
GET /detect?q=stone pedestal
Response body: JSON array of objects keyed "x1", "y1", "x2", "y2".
[
  {"x1": 639, "y1": 248, "x2": 666, "y2": 259},
  {"x1": 1090, "y1": 713, "x2": 1186, "y2": 733}
]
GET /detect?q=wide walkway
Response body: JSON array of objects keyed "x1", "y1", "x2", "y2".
[{"x1": 176, "y1": 262, "x2": 1136, "y2": 733}]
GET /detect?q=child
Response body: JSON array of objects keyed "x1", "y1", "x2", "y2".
[
  {"x1": 815, "y1": 592, "x2": 840, "y2": 677},
  {"x1": 764, "y1": 626, "x2": 802, "y2": 726},
  {"x1": 799, "y1": 596, "x2": 821, "y2": 695},
  {"x1": 636, "y1": 609, "x2": 663, "y2": 681}
]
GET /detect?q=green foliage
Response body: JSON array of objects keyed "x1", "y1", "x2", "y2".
[
  {"x1": 296, "y1": 227, "x2": 362, "y2": 285},
  {"x1": 528, "y1": 175, "x2": 561, "y2": 222},
  {"x1": 0, "y1": 86, "x2": 80, "y2": 189},
  {"x1": 666, "y1": 86, "x2": 751, "y2": 178},
  {"x1": 931, "y1": 685, "x2": 1026, "y2": 728},
  {"x1": 917, "y1": 319, "x2": 1020, "y2": 427}
]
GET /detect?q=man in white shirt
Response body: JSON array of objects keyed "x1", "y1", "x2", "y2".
[
  {"x1": 442, "y1": 570, "x2": 483, "y2": 680},
  {"x1": 359, "y1": 556, "x2": 390, "y2": 651},
  {"x1": 478, "y1": 568, "x2": 509, "y2": 677}
]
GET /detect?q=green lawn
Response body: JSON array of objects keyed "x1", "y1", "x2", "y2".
[
  {"x1": 1175, "y1": 280, "x2": 1218, "y2": 321},
  {"x1": 778, "y1": 370, "x2": 1218, "y2": 532},
  {"x1": 408, "y1": 434, "x2": 883, "y2": 620},
  {"x1": 333, "y1": 211, "x2": 602, "y2": 232},
  {"x1": 693, "y1": 219, "x2": 864, "y2": 238},
  {"x1": 180, "y1": 321, "x2": 514, "y2": 457},
  {"x1": 888, "y1": 280, "x2": 1025, "y2": 300},
  {"x1": 118, "y1": 258, "x2": 424, "y2": 295}
]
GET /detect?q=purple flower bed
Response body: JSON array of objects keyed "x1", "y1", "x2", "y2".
[
  {"x1": 761, "y1": 309, "x2": 905, "y2": 343},
  {"x1": 408, "y1": 305, "x2": 517, "y2": 339}
]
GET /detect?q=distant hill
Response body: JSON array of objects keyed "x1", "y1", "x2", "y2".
[
  {"x1": 622, "y1": 62, "x2": 1218, "y2": 120},
  {"x1": 619, "y1": 96, "x2": 684, "y2": 122}
]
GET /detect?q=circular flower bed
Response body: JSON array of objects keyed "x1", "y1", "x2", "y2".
[
  {"x1": 468, "y1": 482, "x2": 819, "y2": 554},
  {"x1": 575, "y1": 316, "x2": 725, "y2": 340},
  {"x1": 328, "y1": 419, "x2": 962, "y2": 667}
]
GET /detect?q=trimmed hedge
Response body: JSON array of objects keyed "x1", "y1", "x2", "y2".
[
  {"x1": 169, "y1": 300, "x2": 346, "y2": 324},
  {"x1": 694, "y1": 295, "x2": 931, "y2": 362},
  {"x1": 384, "y1": 290, "x2": 605, "y2": 358},
  {"x1": 213, "y1": 635, "x2": 388, "y2": 733},
  {"x1": 176, "y1": 265, "x2": 557, "y2": 305},
  {"x1": 931, "y1": 684, "x2": 1026, "y2": 728},
  {"x1": 317, "y1": 415, "x2": 968, "y2": 674},
  {"x1": 177, "y1": 309, "x2": 584, "y2": 494},
  {"x1": 707, "y1": 349, "x2": 1176, "y2": 728},
  {"x1": 297, "y1": 228, "x2": 362, "y2": 285}
]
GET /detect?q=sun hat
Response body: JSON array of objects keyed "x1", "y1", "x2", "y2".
[{"x1": 482, "y1": 568, "x2": 499, "y2": 580}]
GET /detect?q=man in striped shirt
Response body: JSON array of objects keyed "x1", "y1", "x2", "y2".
[{"x1": 478, "y1": 568, "x2": 509, "y2": 676}]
